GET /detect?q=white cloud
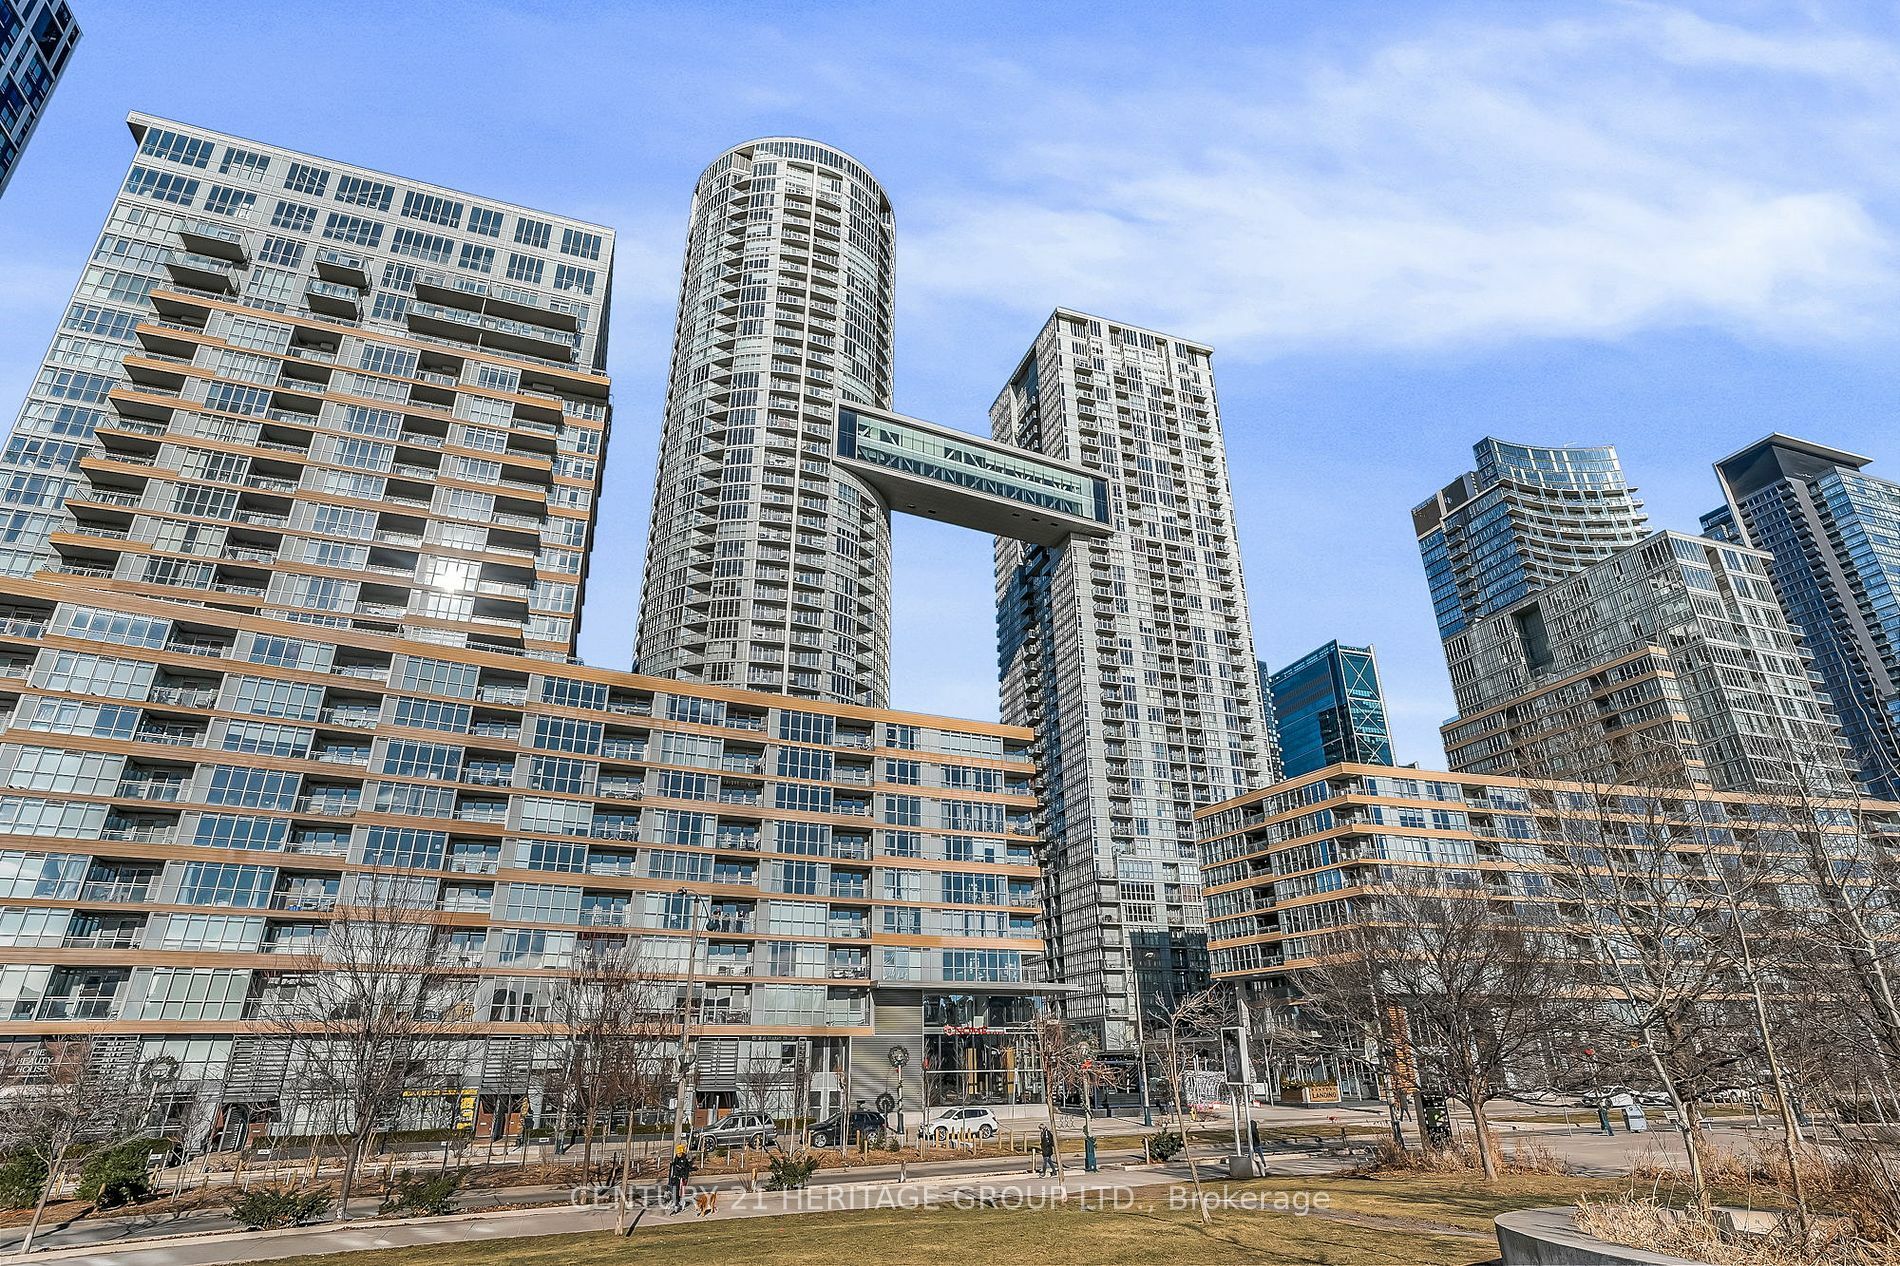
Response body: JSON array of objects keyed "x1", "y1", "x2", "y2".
[{"x1": 899, "y1": 5, "x2": 1900, "y2": 353}]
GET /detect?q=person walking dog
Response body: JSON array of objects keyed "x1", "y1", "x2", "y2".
[{"x1": 667, "y1": 1144, "x2": 695, "y2": 1212}]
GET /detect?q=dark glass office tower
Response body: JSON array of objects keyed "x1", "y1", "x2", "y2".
[
  {"x1": 0, "y1": 1, "x2": 79, "y2": 196},
  {"x1": 1713, "y1": 435, "x2": 1900, "y2": 799},
  {"x1": 1265, "y1": 641, "x2": 1393, "y2": 778}
]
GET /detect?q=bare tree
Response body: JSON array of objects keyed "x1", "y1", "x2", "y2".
[
  {"x1": 1033, "y1": 1016, "x2": 1125, "y2": 1175},
  {"x1": 1300, "y1": 876, "x2": 1567, "y2": 1180},
  {"x1": 1148, "y1": 986, "x2": 1232, "y2": 1222},
  {"x1": 0, "y1": 1038, "x2": 146, "y2": 1254},
  {"x1": 261, "y1": 886, "x2": 463, "y2": 1219},
  {"x1": 538, "y1": 937, "x2": 673, "y2": 1189}
]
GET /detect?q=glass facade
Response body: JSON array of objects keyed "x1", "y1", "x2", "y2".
[
  {"x1": 1265, "y1": 641, "x2": 1393, "y2": 779},
  {"x1": 0, "y1": 112, "x2": 610, "y2": 662},
  {"x1": 635, "y1": 139, "x2": 896, "y2": 707},
  {"x1": 1196, "y1": 762, "x2": 1900, "y2": 1098},
  {"x1": 1413, "y1": 438, "x2": 1649, "y2": 640},
  {"x1": 1714, "y1": 437, "x2": 1900, "y2": 800},
  {"x1": 0, "y1": 1, "x2": 77, "y2": 197},
  {"x1": 993, "y1": 310, "x2": 1276, "y2": 1053},
  {"x1": 0, "y1": 116, "x2": 1054, "y2": 1146},
  {"x1": 1442, "y1": 531, "x2": 1854, "y2": 795}
]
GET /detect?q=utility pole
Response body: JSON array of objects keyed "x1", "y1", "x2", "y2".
[{"x1": 669, "y1": 888, "x2": 708, "y2": 1153}]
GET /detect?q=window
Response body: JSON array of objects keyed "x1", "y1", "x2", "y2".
[
  {"x1": 514, "y1": 838, "x2": 587, "y2": 872},
  {"x1": 390, "y1": 227, "x2": 453, "y2": 263},
  {"x1": 203, "y1": 186, "x2": 256, "y2": 218},
  {"x1": 221, "y1": 720, "x2": 314, "y2": 759},
  {"x1": 517, "y1": 797, "x2": 594, "y2": 837},
  {"x1": 175, "y1": 862, "x2": 274, "y2": 908},
  {"x1": 270, "y1": 200, "x2": 316, "y2": 232},
  {"x1": 4, "y1": 747, "x2": 120, "y2": 795},
  {"x1": 321, "y1": 212, "x2": 384, "y2": 248},
  {"x1": 360, "y1": 826, "x2": 446, "y2": 869},
  {"x1": 778, "y1": 710, "x2": 835, "y2": 744},
  {"x1": 192, "y1": 814, "x2": 289, "y2": 852},
  {"x1": 138, "y1": 128, "x2": 213, "y2": 167},
  {"x1": 397, "y1": 656, "x2": 479, "y2": 698},
  {"x1": 528, "y1": 756, "x2": 592, "y2": 794},
  {"x1": 777, "y1": 746, "x2": 833, "y2": 780},
  {"x1": 468, "y1": 206, "x2": 503, "y2": 238},
  {"x1": 123, "y1": 166, "x2": 199, "y2": 205},
  {"x1": 504, "y1": 253, "x2": 543, "y2": 284},
  {"x1": 334, "y1": 175, "x2": 395, "y2": 210},
  {"x1": 203, "y1": 381, "x2": 271, "y2": 415},
  {"x1": 379, "y1": 739, "x2": 462, "y2": 780},
  {"x1": 53, "y1": 605, "x2": 168, "y2": 648},
  {"x1": 514, "y1": 217, "x2": 552, "y2": 249},
  {"x1": 23, "y1": 699, "x2": 137, "y2": 740},
  {"x1": 244, "y1": 635, "x2": 328, "y2": 670},
  {"x1": 457, "y1": 242, "x2": 494, "y2": 273},
  {"x1": 357, "y1": 342, "x2": 419, "y2": 378},
  {"x1": 775, "y1": 784, "x2": 831, "y2": 813},
  {"x1": 256, "y1": 235, "x2": 306, "y2": 268},
  {"x1": 160, "y1": 915, "x2": 263, "y2": 952},
  {"x1": 400, "y1": 190, "x2": 463, "y2": 227},
  {"x1": 391, "y1": 697, "x2": 470, "y2": 733},
  {"x1": 139, "y1": 969, "x2": 249, "y2": 1021},
  {"x1": 218, "y1": 147, "x2": 271, "y2": 180},
  {"x1": 231, "y1": 676, "x2": 325, "y2": 720},
  {"x1": 499, "y1": 882, "x2": 581, "y2": 924},
  {"x1": 532, "y1": 716, "x2": 602, "y2": 755},
  {"x1": 553, "y1": 263, "x2": 596, "y2": 294},
  {"x1": 31, "y1": 651, "x2": 153, "y2": 699},
  {"x1": 559, "y1": 228, "x2": 603, "y2": 260},
  {"x1": 205, "y1": 765, "x2": 299, "y2": 810},
  {"x1": 539, "y1": 676, "x2": 608, "y2": 709},
  {"x1": 284, "y1": 162, "x2": 329, "y2": 196}
]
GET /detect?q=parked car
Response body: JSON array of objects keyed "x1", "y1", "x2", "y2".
[
  {"x1": 692, "y1": 1110, "x2": 778, "y2": 1150},
  {"x1": 809, "y1": 1109, "x2": 887, "y2": 1148},
  {"x1": 917, "y1": 1107, "x2": 1000, "y2": 1140}
]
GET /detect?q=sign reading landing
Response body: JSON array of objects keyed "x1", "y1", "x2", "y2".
[{"x1": 836, "y1": 404, "x2": 1111, "y2": 547}]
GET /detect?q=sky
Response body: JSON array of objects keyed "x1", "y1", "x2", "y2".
[{"x1": 4, "y1": 0, "x2": 1900, "y2": 766}]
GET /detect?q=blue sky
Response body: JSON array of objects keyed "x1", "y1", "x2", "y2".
[{"x1": 5, "y1": 1, "x2": 1900, "y2": 765}]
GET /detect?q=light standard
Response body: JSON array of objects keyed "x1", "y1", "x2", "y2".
[
  {"x1": 668, "y1": 888, "x2": 710, "y2": 1154},
  {"x1": 1124, "y1": 928, "x2": 1154, "y2": 1127}
]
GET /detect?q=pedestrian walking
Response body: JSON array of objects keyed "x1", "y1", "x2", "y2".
[
  {"x1": 1597, "y1": 1105, "x2": 1615, "y2": 1136},
  {"x1": 667, "y1": 1144, "x2": 694, "y2": 1213},
  {"x1": 1037, "y1": 1124, "x2": 1058, "y2": 1176},
  {"x1": 1248, "y1": 1117, "x2": 1263, "y2": 1159}
]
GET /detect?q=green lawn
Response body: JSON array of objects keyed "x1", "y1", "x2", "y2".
[{"x1": 269, "y1": 1173, "x2": 1630, "y2": 1266}]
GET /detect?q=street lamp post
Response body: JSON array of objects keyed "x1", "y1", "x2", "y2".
[
  {"x1": 669, "y1": 889, "x2": 709, "y2": 1154},
  {"x1": 1125, "y1": 928, "x2": 1153, "y2": 1128}
]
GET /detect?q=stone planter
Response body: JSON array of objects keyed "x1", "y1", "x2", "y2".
[{"x1": 1495, "y1": 1207, "x2": 1707, "y2": 1265}]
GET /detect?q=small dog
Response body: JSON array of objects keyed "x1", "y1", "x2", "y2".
[{"x1": 693, "y1": 1189, "x2": 720, "y2": 1217}]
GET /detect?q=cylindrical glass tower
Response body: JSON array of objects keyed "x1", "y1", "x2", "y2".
[{"x1": 636, "y1": 139, "x2": 896, "y2": 706}]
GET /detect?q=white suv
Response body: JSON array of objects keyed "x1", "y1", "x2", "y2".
[{"x1": 919, "y1": 1106, "x2": 1000, "y2": 1140}]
